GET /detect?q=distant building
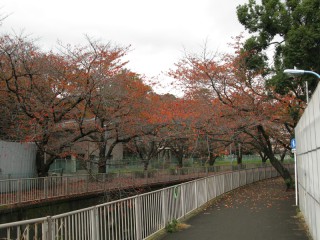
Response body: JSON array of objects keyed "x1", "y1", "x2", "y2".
[{"x1": 48, "y1": 138, "x2": 124, "y2": 175}]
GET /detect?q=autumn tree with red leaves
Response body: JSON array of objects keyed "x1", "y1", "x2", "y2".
[
  {"x1": 87, "y1": 68, "x2": 154, "y2": 173},
  {"x1": 0, "y1": 34, "x2": 146, "y2": 176},
  {"x1": 0, "y1": 35, "x2": 92, "y2": 176},
  {"x1": 125, "y1": 93, "x2": 176, "y2": 170},
  {"x1": 170, "y1": 38, "x2": 299, "y2": 187}
]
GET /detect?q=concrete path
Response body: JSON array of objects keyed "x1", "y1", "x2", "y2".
[{"x1": 160, "y1": 178, "x2": 310, "y2": 240}]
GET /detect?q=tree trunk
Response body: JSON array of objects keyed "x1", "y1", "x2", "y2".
[
  {"x1": 257, "y1": 125, "x2": 293, "y2": 189},
  {"x1": 36, "y1": 150, "x2": 54, "y2": 177},
  {"x1": 98, "y1": 143, "x2": 107, "y2": 173},
  {"x1": 36, "y1": 151, "x2": 46, "y2": 177},
  {"x1": 176, "y1": 151, "x2": 183, "y2": 168},
  {"x1": 208, "y1": 152, "x2": 217, "y2": 166},
  {"x1": 98, "y1": 138, "x2": 119, "y2": 173},
  {"x1": 258, "y1": 151, "x2": 268, "y2": 165},
  {"x1": 143, "y1": 159, "x2": 150, "y2": 171},
  {"x1": 280, "y1": 149, "x2": 287, "y2": 162},
  {"x1": 38, "y1": 165, "x2": 51, "y2": 177},
  {"x1": 268, "y1": 154, "x2": 293, "y2": 189},
  {"x1": 236, "y1": 143, "x2": 243, "y2": 165}
]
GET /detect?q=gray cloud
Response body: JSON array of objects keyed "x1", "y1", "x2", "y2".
[{"x1": 1, "y1": 0, "x2": 248, "y2": 94}]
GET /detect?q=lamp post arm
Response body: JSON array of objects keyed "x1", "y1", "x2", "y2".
[
  {"x1": 284, "y1": 69, "x2": 320, "y2": 79},
  {"x1": 284, "y1": 69, "x2": 305, "y2": 75},
  {"x1": 284, "y1": 69, "x2": 320, "y2": 104},
  {"x1": 304, "y1": 70, "x2": 320, "y2": 79}
]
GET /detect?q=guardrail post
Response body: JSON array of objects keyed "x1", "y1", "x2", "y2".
[
  {"x1": 17, "y1": 179, "x2": 21, "y2": 203},
  {"x1": 195, "y1": 181, "x2": 198, "y2": 208},
  {"x1": 205, "y1": 178, "x2": 208, "y2": 202},
  {"x1": 223, "y1": 174, "x2": 225, "y2": 193},
  {"x1": 268, "y1": 167, "x2": 271, "y2": 178},
  {"x1": 252, "y1": 168, "x2": 254, "y2": 183},
  {"x1": 161, "y1": 190, "x2": 167, "y2": 227},
  {"x1": 90, "y1": 206, "x2": 100, "y2": 240},
  {"x1": 231, "y1": 172, "x2": 233, "y2": 190},
  {"x1": 244, "y1": 169, "x2": 248, "y2": 185},
  {"x1": 44, "y1": 178, "x2": 48, "y2": 199},
  {"x1": 42, "y1": 216, "x2": 53, "y2": 240},
  {"x1": 213, "y1": 175, "x2": 216, "y2": 198},
  {"x1": 181, "y1": 185, "x2": 185, "y2": 217},
  {"x1": 135, "y1": 196, "x2": 142, "y2": 240},
  {"x1": 264, "y1": 166, "x2": 267, "y2": 179}
]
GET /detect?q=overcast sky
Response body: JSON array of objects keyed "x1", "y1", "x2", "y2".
[{"x1": 1, "y1": 0, "x2": 248, "y2": 94}]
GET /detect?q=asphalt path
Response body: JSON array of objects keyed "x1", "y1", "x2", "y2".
[{"x1": 160, "y1": 178, "x2": 310, "y2": 240}]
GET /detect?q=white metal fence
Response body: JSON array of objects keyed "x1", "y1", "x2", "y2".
[
  {"x1": 0, "y1": 164, "x2": 293, "y2": 240},
  {"x1": 295, "y1": 84, "x2": 320, "y2": 240},
  {"x1": 0, "y1": 164, "x2": 263, "y2": 207}
]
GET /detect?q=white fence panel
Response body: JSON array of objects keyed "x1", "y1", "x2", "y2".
[
  {"x1": 206, "y1": 177, "x2": 216, "y2": 200},
  {"x1": 246, "y1": 169, "x2": 253, "y2": 184},
  {"x1": 196, "y1": 180, "x2": 207, "y2": 207},
  {"x1": 253, "y1": 168, "x2": 259, "y2": 182},
  {"x1": 260, "y1": 167, "x2": 266, "y2": 180},
  {"x1": 232, "y1": 171, "x2": 240, "y2": 189},
  {"x1": 183, "y1": 181, "x2": 197, "y2": 215},
  {"x1": 215, "y1": 175, "x2": 224, "y2": 197},
  {"x1": 239, "y1": 170, "x2": 246, "y2": 186},
  {"x1": 226, "y1": 173, "x2": 233, "y2": 192},
  {"x1": 295, "y1": 82, "x2": 320, "y2": 240}
]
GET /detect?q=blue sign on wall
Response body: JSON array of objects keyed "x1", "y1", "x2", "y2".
[{"x1": 290, "y1": 138, "x2": 296, "y2": 149}]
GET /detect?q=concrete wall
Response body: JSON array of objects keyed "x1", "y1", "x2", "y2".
[
  {"x1": 0, "y1": 141, "x2": 37, "y2": 179},
  {"x1": 295, "y1": 85, "x2": 320, "y2": 240}
]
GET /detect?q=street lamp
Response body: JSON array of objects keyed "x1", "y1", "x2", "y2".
[
  {"x1": 284, "y1": 69, "x2": 320, "y2": 79},
  {"x1": 284, "y1": 69, "x2": 320, "y2": 104}
]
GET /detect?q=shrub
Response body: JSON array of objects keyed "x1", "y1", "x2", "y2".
[
  {"x1": 165, "y1": 219, "x2": 179, "y2": 233},
  {"x1": 165, "y1": 219, "x2": 190, "y2": 233}
]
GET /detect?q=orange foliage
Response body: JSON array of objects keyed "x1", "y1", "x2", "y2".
[{"x1": 168, "y1": 36, "x2": 301, "y2": 158}]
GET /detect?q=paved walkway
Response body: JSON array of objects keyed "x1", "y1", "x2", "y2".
[{"x1": 161, "y1": 178, "x2": 310, "y2": 240}]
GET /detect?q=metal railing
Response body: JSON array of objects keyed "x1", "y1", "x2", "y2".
[
  {"x1": 0, "y1": 164, "x2": 264, "y2": 207},
  {"x1": 0, "y1": 164, "x2": 293, "y2": 240}
]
